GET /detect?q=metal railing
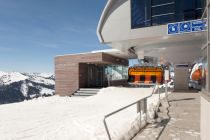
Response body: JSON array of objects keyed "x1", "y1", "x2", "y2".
[{"x1": 103, "y1": 84, "x2": 159, "y2": 140}]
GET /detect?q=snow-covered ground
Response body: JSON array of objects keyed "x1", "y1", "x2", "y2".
[{"x1": 0, "y1": 86, "x2": 166, "y2": 140}]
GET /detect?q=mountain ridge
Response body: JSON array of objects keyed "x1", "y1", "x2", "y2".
[{"x1": 0, "y1": 71, "x2": 55, "y2": 104}]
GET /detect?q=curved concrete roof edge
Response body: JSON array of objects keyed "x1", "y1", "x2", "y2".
[{"x1": 97, "y1": 0, "x2": 115, "y2": 44}]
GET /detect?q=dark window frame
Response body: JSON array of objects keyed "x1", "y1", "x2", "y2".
[{"x1": 131, "y1": 0, "x2": 205, "y2": 29}]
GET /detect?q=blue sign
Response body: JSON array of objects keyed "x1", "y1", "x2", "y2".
[
  {"x1": 180, "y1": 22, "x2": 191, "y2": 33},
  {"x1": 192, "y1": 20, "x2": 206, "y2": 32},
  {"x1": 168, "y1": 23, "x2": 179, "y2": 34},
  {"x1": 168, "y1": 19, "x2": 206, "y2": 35}
]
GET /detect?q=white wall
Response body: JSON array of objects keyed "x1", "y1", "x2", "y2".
[
  {"x1": 101, "y1": 0, "x2": 131, "y2": 42},
  {"x1": 201, "y1": 95, "x2": 210, "y2": 140},
  {"x1": 99, "y1": 0, "x2": 168, "y2": 43},
  {"x1": 174, "y1": 66, "x2": 189, "y2": 91}
]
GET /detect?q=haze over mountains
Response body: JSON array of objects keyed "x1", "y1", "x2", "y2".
[{"x1": 0, "y1": 71, "x2": 55, "y2": 104}]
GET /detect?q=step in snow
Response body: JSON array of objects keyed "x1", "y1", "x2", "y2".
[
  {"x1": 74, "y1": 93, "x2": 93, "y2": 96},
  {"x1": 76, "y1": 90, "x2": 98, "y2": 94},
  {"x1": 74, "y1": 88, "x2": 101, "y2": 97},
  {"x1": 79, "y1": 88, "x2": 100, "y2": 91},
  {"x1": 74, "y1": 93, "x2": 97, "y2": 96}
]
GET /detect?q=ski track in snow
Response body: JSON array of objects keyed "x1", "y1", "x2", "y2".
[{"x1": 0, "y1": 87, "x2": 166, "y2": 140}]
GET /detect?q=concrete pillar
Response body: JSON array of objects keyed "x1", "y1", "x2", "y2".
[{"x1": 174, "y1": 64, "x2": 189, "y2": 91}]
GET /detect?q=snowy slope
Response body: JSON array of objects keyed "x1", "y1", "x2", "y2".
[
  {"x1": 0, "y1": 87, "x2": 166, "y2": 140},
  {"x1": 0, "y1": 71, "x2": 28, "y2": 85},
  {"x1": 0, "y1": 71, "x2": 55, "y2": 104}
]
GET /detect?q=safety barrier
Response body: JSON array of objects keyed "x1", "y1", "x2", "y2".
[{"x1": 103, "y1": 84, "x2": 159, "y2": 140}]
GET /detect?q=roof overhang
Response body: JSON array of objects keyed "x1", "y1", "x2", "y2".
[
  {"x1": 109, "y1": 30, "x2": 206, "y2": 63},
  {"x1": 97, "y1": 0, "x2": 115, "y2": 43},
  {"x1": 97, "y1": 0, "x2": 205, "y2": 64}
]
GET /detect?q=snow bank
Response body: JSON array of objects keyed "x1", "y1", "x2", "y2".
[{"x1": 0, "y1": 86, "x2": 165, "y2": 140}]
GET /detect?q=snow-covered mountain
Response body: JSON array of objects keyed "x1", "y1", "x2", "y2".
[{"x1": 0, "y1": 71, "x2": 55, "y2": 104}]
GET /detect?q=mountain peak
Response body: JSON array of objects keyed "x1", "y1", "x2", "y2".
[{"x1": 0, "y1": 71, "x2": 55, "y2": 105}]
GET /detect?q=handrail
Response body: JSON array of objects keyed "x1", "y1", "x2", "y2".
[{"x1": 103, "y1": 84, "x2": 158, "y2": 140}]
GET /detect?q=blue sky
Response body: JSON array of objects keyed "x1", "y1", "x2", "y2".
[{"x1": 0, "y1": 0, "x2": 108, "y2": 73}]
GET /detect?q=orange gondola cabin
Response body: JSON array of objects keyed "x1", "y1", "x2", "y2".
[{"x1": 128, "y1": 66, "x2": 164, "y2": 85}]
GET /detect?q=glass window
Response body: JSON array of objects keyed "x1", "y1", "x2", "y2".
[
  {"x1": 131, "y1": 0, "x2": 147, "y2": 28},
  {"x1": 105, "y1": 65, "x2": 128, "y2": 81},
  {"x1": 152, "y1": 0, "x2": 174, "y2": 6},
  {"x1": 174, "y1": 0, "x2": 204, "y2": 21},
  {"x1": 195, "y1": 9, "x2": 203, "y2": 19},
  {"x1": 131, "y1": 0, "x2": 205, "y2": 29},
  {"x1": 131, "y1": 0, "x2": 151, "y2": 28},
  {"x1": 152, "y1": 4, "x2": 174, "y2": 16},
  {"x1": 152, "y1": 14, "x2": 175, "y2": 26},
  {"x1": 122, "y1": 66, "x2": 128, "y2": 79}
]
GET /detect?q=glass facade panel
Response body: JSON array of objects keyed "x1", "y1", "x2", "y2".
[
  {"x1": 131, "y1": 0, "x2": 147, "y2": 28},
  {"x1": 175, "y1": 0, "x2": 205, "y2": 21},
  {"x1": 131, "y1": 0, "x2": 205, "y2": 29},
  {"x1": 152, "y1": 0, "x2": 174, "y2": 5},
  {"x1": 152, "y1": 14, "x2": 175, "y2": 26},
  {"x1": 105, "y1": 65, "x2": 128, "y2": 81},
  {"x1": 152, "y1": 4, "x2": 174, "y2": 16}
]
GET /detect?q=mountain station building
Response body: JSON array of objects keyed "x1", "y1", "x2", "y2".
[
  {"x1": 96, "y1": 0, "x2": 209, "y2": 139},
  {"x1": 55, "y1": 50, "x2": 128, "y2": 96}
]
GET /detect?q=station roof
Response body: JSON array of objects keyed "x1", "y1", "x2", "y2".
[{"x1": 56, "y1": 49, "x2": 132, "y2": 59}]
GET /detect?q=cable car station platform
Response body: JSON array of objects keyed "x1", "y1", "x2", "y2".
[{"x1": 133, "y1": 92, "x2": 200, "y2": 140}]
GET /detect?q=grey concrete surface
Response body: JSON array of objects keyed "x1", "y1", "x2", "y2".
[{"x1": 133, "y1": 92, "x2": 200, "y2": 140}]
